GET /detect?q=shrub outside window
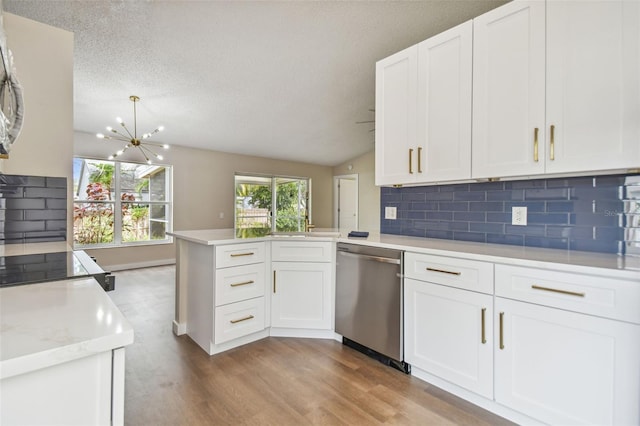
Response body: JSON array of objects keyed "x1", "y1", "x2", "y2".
[{"x1": 73, "y1": 158, "x2": 172, "y2": 248}]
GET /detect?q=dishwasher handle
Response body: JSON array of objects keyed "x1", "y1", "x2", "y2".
[{"x1": 337, "y1": 249, "x2": 401, "y2": 265}]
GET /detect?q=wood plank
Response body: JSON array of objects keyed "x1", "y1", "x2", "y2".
[{"x1": 110, "y1": 266, "x2": 514, "y2": 425}]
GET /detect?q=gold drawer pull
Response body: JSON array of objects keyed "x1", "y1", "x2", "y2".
[
  {"x1": 230, "y1": 315, "x2": 254, "y2": 324},
  {"x1": 417, "y1": 146, "x2": 423, "y2": 173},
  {"x1": 230, "y1": 252, "x2": 255, "y2": 257},
  {"x1": 533, "y1": 127, "x2": 539, "y2": 162},
  {"x1": 230, "y1": 280, "x2": 254, "y2": 287},
  {"x1": 273, "y1": 270, "x2": 276, "y2": 293},
  {"x1": 426, "y1": 267, "x2": 461, "y2": 276},
  {"x1": 549, "y1": 124, "x2": 555, "y2": 160},
  {"x1": 532, "y1": 284, "x2": 585, "y2": 298},
  {"x1": 481, "y1": 308, "x2": 487, "y2": 344},
  {"x1": 409, "y1": 148, "x2": 414, "y2": 174},
  {"x1": 499, "y1": 312, "x2": 505, "y2": 350}
]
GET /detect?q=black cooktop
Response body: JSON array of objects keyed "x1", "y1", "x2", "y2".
[{"x1": 0, "y1": 251, "x2": 90, "y2": 288}]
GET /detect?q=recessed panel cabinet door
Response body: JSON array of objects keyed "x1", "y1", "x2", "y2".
[
  {"x1": 375, "y1": 45, "x2": 419, "y2": 186},
  {"x1": 404, "y1": 278, "x2": 493, "y2": 399},
  {"x1": 417, "y1": 21, "x2": 472, "y2": 182},
  {"x1": 472, "y1": 0, "x2": 546, "y2": 179},
  {"x1": 495, "y1": 297, "x2": 640, "y2": 426},
  {"x1": 271, "y1": 262, "x2": 332, "y2": 330},
  {"x1": 546, "y1": 0, "x2": 640, "y2": 173}
]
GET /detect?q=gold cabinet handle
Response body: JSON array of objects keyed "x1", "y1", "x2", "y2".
[
  {"x1": 531, "y1": 284, "x2": 585, "y2": 298},
  {"x1": 417, "y1": 146, "x2": 423, "y2": 173},
  {"x1": 550, "y1": 124, "x2": 555, "y2": 160},
  {"x1": 230, "y1": 280, "x2": 254, "y2": 287},
  {"x1": 481, "y1": 308, "x2": 487, "y2": 344},
  {"x1": 533, "y1": 127, "x2": 539, "y2": 162},
  {"x1": 426, "y1": 267, "x2": 461, "y2": 276},
  {"x1": 273, "y1": 270, "x2": 276, "y2": 293},
  {"x1": 409, "y1": 148, "x2": 414, "y2": 174},
  {"x1": 230, "y1": 252, "x2": 255, "y2": 258},
  {"x1": 230, "y1": 315, "x2": 254, "y2": 324},
  {"x1": 499, "y1": 312, "x2": 505, "y2": 350}
]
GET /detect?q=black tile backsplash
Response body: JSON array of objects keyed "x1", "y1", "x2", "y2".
[
  {"x1": 381, "y1": 173, "x2": 640, "y2": 255},
  {"x1": 0, "y1": 174, "x2": 67, "y2": 244}
]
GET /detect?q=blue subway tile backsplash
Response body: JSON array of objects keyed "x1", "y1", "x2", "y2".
[
  {"x1": 380, "y1": 173, "x2": 640, "y2": 255},
  {"x1": 0, "y1": 174, "x2": 67, "y2": 244}
]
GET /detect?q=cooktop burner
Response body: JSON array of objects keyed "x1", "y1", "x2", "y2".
[{"x1": 0, "y1": 251, "x2": 90, "y2": 288}]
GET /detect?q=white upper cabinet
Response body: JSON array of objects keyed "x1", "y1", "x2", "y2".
[
  {"x1": 473, "y1": 0, "x2": 640, "y2": 179},
  {"x1": 545, "y1": 0, "x2": 640, "y2": 173},
  {"x1": 375, "y1": 45, "x2": 419, "y2": 186},
  {"x1": 472, "y1": 1, "x2": 546, "y2": 179},
  {"x1": 417, "y1": 21, "x2": 472, "y2": 182},
  {"x1": 376, "y1": 21, "x2": 473, "y2": 186}
]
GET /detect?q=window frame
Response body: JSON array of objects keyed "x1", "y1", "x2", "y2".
[
  {"x1": 73, "y1": 156, "x2": 173, "y2": 249},
  {"x1": 234, "y1": 173, "x2": 311, "y2": 236}
]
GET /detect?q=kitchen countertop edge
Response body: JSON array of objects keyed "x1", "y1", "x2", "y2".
[
  {"x1": 0, "y1": 277, "x2": 134, "y2": 380},
  {"x1": 169, "y1": 229, "x2": 640, "y2": 278}
]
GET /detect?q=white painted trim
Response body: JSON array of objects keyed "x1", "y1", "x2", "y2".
[
  {"x1": 107, "y1": 258, "x2": 175, "y2": 272},
  {"x1": 410, "y1": 365, "x2": 543, "y2": 426},
  {"x1": 172, "y1": 320, "x2": 187, "y2": 336},
  {"x1": 269, "y1": 327, "x2": 336, "y2": 339}
]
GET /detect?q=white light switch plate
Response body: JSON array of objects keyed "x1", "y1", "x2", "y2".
[
  {"x1": 385, "y1": 206, "x2": 397, "y2": 220},
  {"x1": 512, "y1": 206, "x2": 527, "y2": 226}
]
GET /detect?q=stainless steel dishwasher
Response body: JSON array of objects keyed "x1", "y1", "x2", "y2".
[{"x1": 335, "y1": 242, "x2": 410, "y2": 373}]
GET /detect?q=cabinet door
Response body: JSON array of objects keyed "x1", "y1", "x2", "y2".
[
  {"x1": 375, "y1": 45, "x2": 419, "y2": 186},
  {"x1": 495, "y1": 297, "x2": 640, "y2": 426},
  {"x1": 405, "y1": 279, "x2": 493, "y2": 399},
  {"x1": 417, "y1": 21, "x2": 472, "y2": 182},
  {"x1": 546, "y1": 0, "x2": 640, "y2": 173},
  {"x1": 271, "y1": 262, "x2": 332, "y2": 329},
  {"x1": 472, "y1": 0, "x2": 546, "y2": 179}
]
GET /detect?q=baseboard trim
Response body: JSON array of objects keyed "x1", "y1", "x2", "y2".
[
  {"x1": 107, "y1": 259, "x2": 176, "y2": 271},
  {"x1": 172, "y1": 321, "x2": 187, "y2": 336}
]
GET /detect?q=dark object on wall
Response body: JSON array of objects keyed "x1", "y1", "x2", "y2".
[{"x1": 0, "y1": 173, "x2": 67, "y2": 244}]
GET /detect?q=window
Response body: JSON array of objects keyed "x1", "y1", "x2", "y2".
[
  {"x1": 73, "y1": 157, "x2": 172, "y2": 248},
  {"x1": 235, "y1": 174, "x2": 310, "y2": 238}
]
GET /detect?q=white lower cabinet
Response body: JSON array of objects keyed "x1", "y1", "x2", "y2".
[
  {"x1": 404, "y1": 278, "x2": 493, "y2": 399},
  {"x1": 271, "y1": 241, "x2": 334, "y2": 330},
  {"x1": 271, "y1": 261, "x2": 332, "y2": 330},
  {"x1": 1, "y1": 350, "x2": 119, "y2": 426},
  {"x1": 495, "y1": 297, "x2": 640, "y2": 426}
]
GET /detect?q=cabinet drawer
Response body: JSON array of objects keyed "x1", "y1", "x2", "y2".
[
  {"x1": 215, "y1": 263, "x2": 265, "y2": 307},
  {"x1": 495, "y1": 264, "x2": 640, "y2": 324},
  {"x1": 215, "y1": 242, "x2": 265, "y2": 269},
  {"x1": 271, "y1": 241, "x2": 333, "y2": 262},
  {"x1": 214, "y1": 297, "x2": 265, "y2": 344},
  {"x1": 405, "y1": 252, "x2": 493, "y2": 294}
]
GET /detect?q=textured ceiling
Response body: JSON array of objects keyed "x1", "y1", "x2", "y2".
[{"x1": 4, "y1": 0, "x2": 506, "y2": 166}]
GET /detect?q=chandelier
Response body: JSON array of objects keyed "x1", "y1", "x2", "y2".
[{"x1": 96, "y1": 95, "x2": 168, "y2": 164}]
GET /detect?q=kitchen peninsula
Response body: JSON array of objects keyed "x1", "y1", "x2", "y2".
[{"x1": 170, "y1": 228, "x2": 640, "y2": 426}]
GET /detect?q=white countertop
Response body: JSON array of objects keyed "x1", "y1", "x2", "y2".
[
  {"x1": 0, "y1": 277, "x2": 134, "y2": 380},
  {"x1": 169, "y1": 228, "x2": 640, "y2": 279}
]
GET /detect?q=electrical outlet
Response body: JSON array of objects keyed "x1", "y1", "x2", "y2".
[
  {"x1": 512, "y1": 206, "x2": 527, "y2": 226},
  {"x1": 219, "y1": 212, "x2": 224, "y2": 219},
  {"x1": 385, "y1": 206, "x2": 397, "y2": 220}
]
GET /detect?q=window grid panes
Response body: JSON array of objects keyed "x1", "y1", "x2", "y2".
[
  {"x1": 73, "y1": 157, "x2": 172, "y2": 248},
  {"x1": 235, "y1": 174, "x2": 310, "y2": 238}
]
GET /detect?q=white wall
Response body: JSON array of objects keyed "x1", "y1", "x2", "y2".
[
  {"x1": 333, "y1": 150, "x2": 379, "y2": 232},
  {"x1": 0, "y1": 13, "x2": 74, "y2": 240},
  {"x1": 75, "y1": 131, "x2": 334, "y2": 269}
]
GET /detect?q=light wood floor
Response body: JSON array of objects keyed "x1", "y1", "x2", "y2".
[{"x1": 109, "y1": 266, "x2": 514, "y2": 426}]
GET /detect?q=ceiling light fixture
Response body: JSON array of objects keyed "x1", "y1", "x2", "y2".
[{"x1": 96, "y1": 95, "x2": 168, "y2": 164}]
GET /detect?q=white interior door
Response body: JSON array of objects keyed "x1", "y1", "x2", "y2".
[{"x1": 334, "y1": 175, "x2": 358, "y2": 230}]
